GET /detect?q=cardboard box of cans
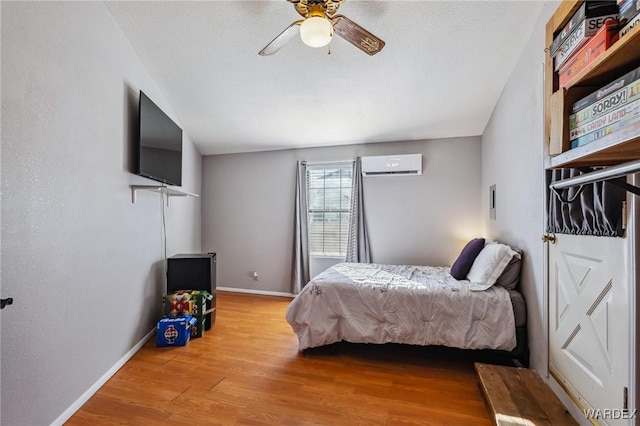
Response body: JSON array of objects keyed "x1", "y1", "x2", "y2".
[
  {"x1": 163, "y1": 290, "x2": 213, "y2": 317},
  {"x1": 163, "y1": 290, "x2": 213, "y2": 338},
  {"x1": 157, "y1": 315, "x2": 197, "y2": 347},
  {"x1": 190, "y1": 315, "x2": 207, "y2": 338}
]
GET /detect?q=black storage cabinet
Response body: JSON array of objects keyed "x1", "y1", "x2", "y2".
[{"x1": 167, "y1": 253, "x2": 216, "y2": 329}]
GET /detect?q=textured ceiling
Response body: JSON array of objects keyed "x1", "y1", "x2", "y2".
[{"x1": 105, "y1": 1, "x2": 547, "y2": 155}]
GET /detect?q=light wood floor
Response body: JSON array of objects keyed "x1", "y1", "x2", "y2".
[{"x1": 67, "y1": 291, "x2": 492, "y2": 425}]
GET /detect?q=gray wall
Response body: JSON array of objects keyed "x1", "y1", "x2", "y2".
[
  {"x1": 481, "y1": 1, "x2": 558, "y2": 375},
  {"x1": 0, "y1": 2, "x2": 3, "y2": 420},
  {"x1": 202, "y1": 137, "x2": 482, "y2": 293},
  {"x1": 1, "y1": 2, "x2": 201, "y2": 425}
]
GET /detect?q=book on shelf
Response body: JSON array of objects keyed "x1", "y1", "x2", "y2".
[{"x1": 549, "y1": 1, "x2": 619, "y2": 57}]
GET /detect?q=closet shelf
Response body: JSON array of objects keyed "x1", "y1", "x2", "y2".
[
  {"x1": 130, "y1": 185, "x2": 199, "y2": 204},
  {"x1": 548, "y1": 121, "x2": 640, "y2": 169},
  {"x1": 544, "y1": 1, "x2": 640, "y2": 168}
]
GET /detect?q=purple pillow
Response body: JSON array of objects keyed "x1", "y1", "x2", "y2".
[{"x1": 450, "y1": 238, "x2": 486, "y2": 280}]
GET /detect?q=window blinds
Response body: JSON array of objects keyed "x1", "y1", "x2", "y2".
[{"x1": 306, "y1": 164, "x2": 353, "y2": 257}]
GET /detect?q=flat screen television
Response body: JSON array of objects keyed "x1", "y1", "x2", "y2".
[{"x1": 135, "y1": 91, "x2": 182, "y2": 186}]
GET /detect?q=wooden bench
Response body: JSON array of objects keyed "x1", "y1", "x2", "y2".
[{"x1": 475, "y1": 362, "x2": 578, "y2": 426}]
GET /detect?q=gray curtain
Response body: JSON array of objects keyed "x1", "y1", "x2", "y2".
[
  {"x1": 346, "y1": 157, "x2": 371, "y2": 263},
  {"x1": 547, "y1": 168, "x2": 626, "y2": 237},
  {"x1": 292, "y1": 161, "x2": 310, "y2": 294}
]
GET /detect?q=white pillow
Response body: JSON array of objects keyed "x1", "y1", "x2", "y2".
[{"x1": 467, "y1": 243, "x2": 518, "y2": 291}]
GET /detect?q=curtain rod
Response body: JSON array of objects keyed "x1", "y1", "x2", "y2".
[
  {"x1": 549, "y1": 159, "x2": 640, "y2": 191},
  {"x1": 302, "y1": 159, "x2": 355, "y2": 166}
]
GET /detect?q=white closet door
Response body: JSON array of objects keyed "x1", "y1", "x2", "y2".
[{"x1": 549, "y1": 233, "x2": 630, "y2": 424}]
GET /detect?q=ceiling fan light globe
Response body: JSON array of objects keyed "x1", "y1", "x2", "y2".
[{"x1": 300, "y1": 16, "x2": 333, "y2": 48}]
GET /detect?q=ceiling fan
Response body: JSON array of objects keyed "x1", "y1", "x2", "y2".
[{"x1": 259, "y1": 0, "x2": 385, "y2": 56}]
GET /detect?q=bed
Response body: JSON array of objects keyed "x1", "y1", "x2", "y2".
[{"x1": 286, "y1": 240, "x2": 528, "y2": 364}]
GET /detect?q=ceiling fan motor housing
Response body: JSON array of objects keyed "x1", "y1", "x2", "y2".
[{"x1": 291, "y1": 0, "x2": 344, "y2": 18}]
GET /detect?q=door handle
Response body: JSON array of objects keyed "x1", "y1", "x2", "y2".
[
  {"x1": 541, "y1": 234, "x2": 557, "y2": 244},
  {"x1": 1, "y1": 298, "x2": 13, "y2": 309}
]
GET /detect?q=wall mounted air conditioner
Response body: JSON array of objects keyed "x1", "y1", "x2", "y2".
[{"x1": 361, "y1": 154, "x2": 422, "y2": 177}]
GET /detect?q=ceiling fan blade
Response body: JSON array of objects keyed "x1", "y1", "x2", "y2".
[
  {"x1": 331, "y1": 15, "x2": 385, "y2": 56},
  {"x1": 259, "y1": 20, "x2": 304, "y2": 56}
]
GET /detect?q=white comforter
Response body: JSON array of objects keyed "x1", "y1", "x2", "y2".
[{"x1": 286, "y1": 263, "x2": 517, "y2": 351}]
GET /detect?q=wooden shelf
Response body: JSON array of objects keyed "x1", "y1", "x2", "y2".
[
  {"x1": 549, "y1": 120, "x2": 640, "y2": 168},
  {"x1": 544, "y1": 1, "x2": 640, "y2": 169},
  {"x1": 130, "y1": 185, "x2": 199, "y2": 204}
]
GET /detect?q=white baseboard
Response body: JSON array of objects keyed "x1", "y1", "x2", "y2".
[
  {"x1": 50, "y1": 327, "x2": 156, "y2": 426},
  {"x1": 546, "y1": 374, "x2": 592, "y2": 426},
  {"x1": 217, "y1": 286, "x2": 294, "y2": 298}
]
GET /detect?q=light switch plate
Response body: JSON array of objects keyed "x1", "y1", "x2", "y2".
[{"x1": 490, "y1": 185, "x2": 496, "y2": 220}]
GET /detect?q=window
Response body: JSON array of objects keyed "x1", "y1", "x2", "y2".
[{"x1": 307, "y1": 164, "x2": 353, "y2": 257}]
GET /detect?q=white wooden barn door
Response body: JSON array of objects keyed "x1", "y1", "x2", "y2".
[{"x1": 549, "y1": 233, "x2": 630, "y2": 424}]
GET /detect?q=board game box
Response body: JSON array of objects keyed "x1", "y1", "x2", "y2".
[
  {"x1": 571, "y1": 65, "x2": 640, "y2": 115},
  {"x1": 570, "y1": 98, "x2": 640, "y2": 140},
  {"x1": 619, "y1": 0, "x2": 639, "y2": 22},
  {"x1": 618, "y1": 0, "x2": 636, "y2": 16},
  {"x1": 555, "y1": 11, "x2": 619, "y2": 71},
  {"x1": 558, "y1": 20, "x2": 619, "y2": 88},
  {"x1": 571, "y1": 111, "x2": 640, "y2": 148},
  {"x1": 549, "y1": 1, "x2": 619, "y2": 57},
  {"x1": 570, "y1": 77, "x2": 640, "y2": 132},
  {"x1": 620, "y1": 11, "x2": 640, "y2": 37}
]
